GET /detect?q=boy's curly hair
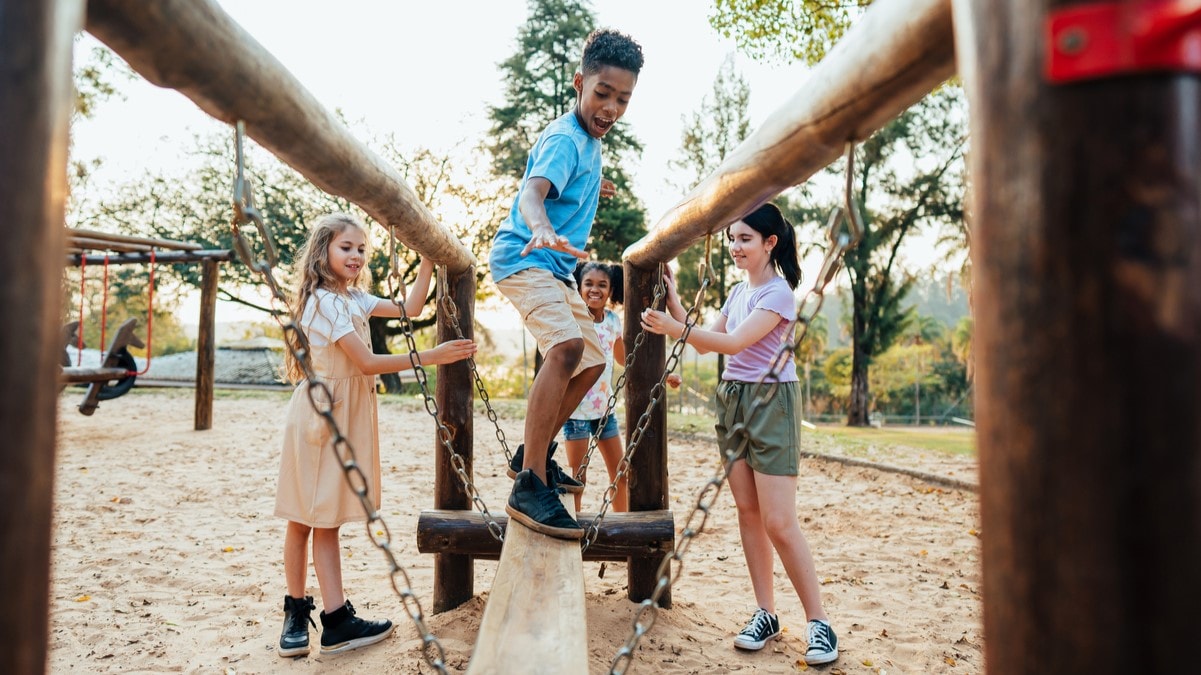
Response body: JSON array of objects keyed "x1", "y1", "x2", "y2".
[{"x1": 581, "y1": 28, "x2": 644, "y2": 77}]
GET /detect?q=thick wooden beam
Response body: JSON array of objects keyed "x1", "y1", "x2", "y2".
[
  {"x1": 68, "y1": 227, "x2": 202, "y2": 250},
  {"x1": 432, "y1": 268, "x2": 476, "y2": 613},
  {"x1": 625, "y1": 0, "x2": 955, "y2": 266},
  {"x1": 0, "y1": 0, "x2": 82, "y2": 672},
  {"x1": 954, "y1": 0, "x2": 1201, "y2": 671},
  {"x1": 466, "y1": 505, "x2": 588, "y2": 675},
  {"x1": 622, "y1": 262, "x2": 671, "y2": 606},
  {"x1": 66, "y1": 249, "x2": 234, "y2": 266},
  {"x1": 194, "y1": 258, "x2": 218, "y2": 431},
  {"x1": 417, "y1": 509, "x2": 675, "y2": 561},
  {"x1": 83, "y1": 0, "x2": 474, "y2": 273},
  {"x1": 59, "y1": 367, "x2": 131, "y2": 384}
]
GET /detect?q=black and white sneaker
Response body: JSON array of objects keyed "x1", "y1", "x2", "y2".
[
  {"x1": 319, "y1": 600, "x2": 394, "y2": 655},
  {"x1": 507, "y1": 442, "x2": 584, "y2": 494},
  {"x1": 804, "y1": 619, "x2": 839, "y2": 665},
  {"x1": 278, "y1": 595, "x2": 316, "y2": 657},
  {"x1": 733, "y1": 608, "x2": 780, "y2": 650}
]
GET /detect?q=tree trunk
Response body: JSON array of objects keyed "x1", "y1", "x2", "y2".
[{"x1": 847, "y1": 295, "x2": 871, "y2": 426}]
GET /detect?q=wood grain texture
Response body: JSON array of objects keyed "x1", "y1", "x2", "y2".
[
  {"x1": 84, "y1": 0, "x2": 474, "y2": 272},
  {"x1": 466, "y1": 494, "x2": 588, "y2": 675},
  {"x1": 626, "y1": 0, "x2": 955, "y2": 266}
]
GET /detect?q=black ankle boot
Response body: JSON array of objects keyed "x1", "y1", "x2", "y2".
[
  {"x1": 319, "y1": 600, "x2": 394, "y2": 654},
  {"x1": 278, "y1": 595, "x2": 316, "y2": 657}
]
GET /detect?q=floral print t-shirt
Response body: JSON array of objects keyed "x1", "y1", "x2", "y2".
[{"x1": 570, "y1": 308, "x2": 621, "y2": 420}]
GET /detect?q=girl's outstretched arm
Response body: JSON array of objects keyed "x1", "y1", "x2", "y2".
[
  {"x1": 373, "y1": 258, "x2": 435, "y2": 320},
  {"x1": 334, "y1": 332, "x2": 476, "y2": 376},
  {"x1": 641, "y1": 308, "x2": 781, "y2": 357}
]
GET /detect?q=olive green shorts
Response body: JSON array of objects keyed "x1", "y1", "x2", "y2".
[{"x1": 714, "y1": 380, "x2": 801, "y2": 476}]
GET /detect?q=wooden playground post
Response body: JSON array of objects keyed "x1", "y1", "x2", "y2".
[
  {"x1": 954, "y1": 0, "x2": 1201, "y2": 670},
  {"x1": 0, "y1": 0, "x2": 82, "y2": 672},
  {"x1": 623, "y1": 262, "x2": 672, "y2": 606},
  {"x1": 194, "y1": 258, "x2": 219, "y2": 431},
  {"x1": 432, "y1": 268, "x2": 476, "y2": 612}
]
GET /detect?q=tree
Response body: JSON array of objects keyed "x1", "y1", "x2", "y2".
[
  {"x1": 796, "y1": 87, "x2": 967, "y2": 425},
  {"x1": 708, "y1": 0, "x2": 870, "y2": 66},
  {"x1": 670, "y1": 54, "x2": 753, "y2": 375},
  {"x1": 486, "y1": 0, "x2": 647, "y2": 259}
]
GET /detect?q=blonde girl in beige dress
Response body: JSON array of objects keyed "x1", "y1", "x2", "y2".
[{"x1": 274, "y1": 212, "x2": 476, "y2": 658}]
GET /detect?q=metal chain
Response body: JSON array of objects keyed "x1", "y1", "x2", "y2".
[
  {"x1": 228, "y1": 122, "x2": 449, "y2": 674},
  {"x1": 437, "y1": 267, "x2": 516, "y2": 466},
  {"x1": 572, "y1": 263, "x2": 667, "y2": 486},
  {"x1": 581, "y1": 235, "x2": 714, "y2": 552},
  {"x1": 609, "y1": 143, "x2": 864, "y2": 675},
  {"x1": 388, "y1": 232, "x2": 507, "y2": 544}
]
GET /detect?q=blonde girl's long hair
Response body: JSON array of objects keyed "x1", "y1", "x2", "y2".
[{"x1": 283, "y1": 212, "x2": 371, "y2": 383}]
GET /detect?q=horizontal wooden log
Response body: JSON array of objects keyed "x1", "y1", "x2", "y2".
[
  {"x1": 66, "y1": 249, "x2": 234, "y2": 266},
  {"x1": 84, "y1": 0, "x2": 474, "y2": 273},
  {"x1": 59, "y1": 367, "x2": 130, "y2": 383},
  {"x1": 67, "y1": 228, "x2": 201, "y2": 250},
  {"x1": 625, "y1": 0, "x2": 955, "y2": 266},
  {"x1": 67, "y1": 236, "x2": 155, "y2": 253},
  {"x1": 466, "y1": 498, "x2": 588, "y2": 674},
  {"x1": 417, "y1": 509, "x2": 674, "y2": 561}
]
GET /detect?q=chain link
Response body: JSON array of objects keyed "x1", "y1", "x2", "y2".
[
  {"x1": 572, "y1": 264, "x2": 665, "y2": 490},
  {"x1": 229, "y1": 122, "x2": 449, "y2": 673},
  {"x1": 388, "y1": 232, "x2": 507, "y2": 543},
  {"x1": 609, "y1": 143, "x2": 863, "y2": 674},
  {"x1": 438, "y1": 267, "x2": 516, "y2": 466},
  {"x1": 581, "y1": 236, "x2": 714, "y2": 552}
]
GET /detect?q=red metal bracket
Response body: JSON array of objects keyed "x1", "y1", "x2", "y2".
[{"x1": 1045, "y1": 0, "x2": 1201, "y2": 83}]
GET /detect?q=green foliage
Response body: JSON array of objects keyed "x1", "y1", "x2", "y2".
[
  {"x1": 486, "y1": 0, "x2": 648, "y2": 258},
  {"x1": 709, "y1": 0, "x2": 870, "y2": 65},
  {"x1": 671, "y1": 56, "x2": 754, "y2": 334},
  {"x1": 789, "y1": 87, "x2": 967, "y2": 424}
]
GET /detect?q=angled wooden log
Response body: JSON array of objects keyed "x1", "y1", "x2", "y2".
[
  {"x1": 466, "y1": 497, "x2": 587, "y2": 675},
  {"x1": 625, "y1": 0, "x2": 955, "y2": 267},
  {"x1": 84, "y1": 0, "x2": 474, "y2": 273}
]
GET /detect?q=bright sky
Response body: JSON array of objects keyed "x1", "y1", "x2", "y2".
[
  {"x1": 73, "y1": 0, "x2": 815, "y2": 222},
  {"x1": 71, "y1": 0, "x2": 947, "y2": 330}
]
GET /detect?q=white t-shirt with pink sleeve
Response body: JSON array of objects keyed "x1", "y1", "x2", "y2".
[
  {"x1": 570, "y1": 309, "x2": 622, "y2": 420},
  {"x1": 720, "y1": 277, "x2": 798, "y2": 383}
]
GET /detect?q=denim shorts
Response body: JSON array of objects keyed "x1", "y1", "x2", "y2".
[{"x1": 563, "y1": 415, "x2": 619, "y2": 441}]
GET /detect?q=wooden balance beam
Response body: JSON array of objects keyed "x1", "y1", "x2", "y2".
[{"x1": 464, "y1": 495, "x2": 590, "y2": 675}]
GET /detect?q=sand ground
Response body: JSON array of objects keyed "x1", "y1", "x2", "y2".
[{"x1": 49, "y1": 389, "x2": 982, "y2": 673}]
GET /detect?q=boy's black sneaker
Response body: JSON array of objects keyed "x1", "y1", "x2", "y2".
[
  {"x1": 278, "y1": 594, "x2": 316, "y2": 657},
  {"x1": 506, "y1": 442, "x2": 584, "y2": 494},
  {"x1": 733, "y1": 608, "x2": 781, "y2": 651},
  {"x1": 506, "y1": 469, "x2": 584, "y2": 539},
  {"x1": 804, "y1": 619, "x2": 839, "y2": 664},
  {"x1": 318, "y1": 600, "x2": 394, "y2": 655}
]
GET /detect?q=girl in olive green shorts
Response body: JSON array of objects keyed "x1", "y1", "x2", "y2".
[{"x1": 640, "y1": 202, "x2": 839, "y2": 666}]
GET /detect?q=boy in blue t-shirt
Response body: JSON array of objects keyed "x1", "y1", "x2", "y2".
[{"x1": 489, "y1": 28, "x2": 643, "y2": 539}]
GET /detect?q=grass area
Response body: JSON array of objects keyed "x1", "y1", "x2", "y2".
[{"x1": 810, "y1": 424, "x2": 976, "y2": 457}]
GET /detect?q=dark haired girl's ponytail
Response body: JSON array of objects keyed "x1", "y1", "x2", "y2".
[
  {"x1": 774, "y1": 219, "x2": 802, "y2": 290},
  {"x1": 743, "y1": 202, "x2": 802, "y2": 290}
]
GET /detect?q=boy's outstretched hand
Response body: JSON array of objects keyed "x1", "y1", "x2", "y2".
[
  {"x1": 426, "y1": 339, "x2": 477, "y2": 365},
  {"x1": 666, "y1": 373, "x2": 682, "y2": 389},
  {"x1": 522, "y1": 224, "x2": 589, "y2": 259}
]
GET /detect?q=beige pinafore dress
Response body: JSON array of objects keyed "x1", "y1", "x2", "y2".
[{"x1": 274, "y1": 308, "x2": 380, "y2": 528}]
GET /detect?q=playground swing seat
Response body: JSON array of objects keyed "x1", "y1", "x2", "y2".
[{"x1": 60, "y1": 250, "x2": 157, "y2": 414}]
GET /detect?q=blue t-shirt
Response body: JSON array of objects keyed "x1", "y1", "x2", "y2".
[
  {"x1": 720, "y1": 277, "x2": 799, "y2": 383},
  {"x1": 489, "y1": 112, "x2": 602, "y2": 284}
]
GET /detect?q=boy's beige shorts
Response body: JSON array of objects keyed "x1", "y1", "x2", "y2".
[{"x1": 496, "y1": 267, "x2": 605, "y2": 376}]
